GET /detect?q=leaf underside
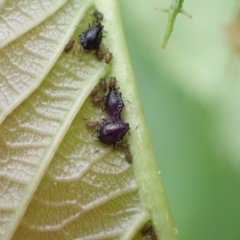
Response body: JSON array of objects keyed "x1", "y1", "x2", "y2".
[{"x1": 0, "y1": 0, "x2": 177, "y2": 240}]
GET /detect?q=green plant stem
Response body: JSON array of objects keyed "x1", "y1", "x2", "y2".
[{"x1": 156, "y1": 0, "x2": 192, "y2": 49}]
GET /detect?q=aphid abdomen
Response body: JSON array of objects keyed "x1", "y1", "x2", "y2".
[{"x1": 97, "y1": 120, "x2": 129, "y2": 145}]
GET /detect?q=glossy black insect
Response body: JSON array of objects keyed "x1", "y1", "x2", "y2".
[
  {"x1": 104, "y1": 78, "x2": 124, "y2": 120},
  {"x1": 93, "y1": 10, "x2": 104, "y2": 20},
  {"x1": 79, "y1": 23, "x2": 104, "y2": 50},
  {"x1": 97, "y1": 120, "x2": 129, "y2": 145},
  {"x1": 64, "y1": 40, "x2": 75, "y2": 53}
]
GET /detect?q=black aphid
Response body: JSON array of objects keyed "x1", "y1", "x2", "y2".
[
  {"x1": 105, "y1": 78, "x2": 124, "y2": 120},
  {"x1": 97, "y1": 120, "x2": 129, "y2": 145},
  {"x1": 79, "y1": 23, "x2": 103, "y2": 50}
]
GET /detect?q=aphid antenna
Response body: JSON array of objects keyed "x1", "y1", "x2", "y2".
[
  {"x1": 121, "y1": 93, "x2": 131, "y2": 104},
  {"x1": 135, "y1": 125, "x2": 139, "y2": 130}
]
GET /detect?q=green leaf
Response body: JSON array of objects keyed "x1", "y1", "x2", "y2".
[{"x1": 0, "y1": 0, "x2": 176, "y2": 239}]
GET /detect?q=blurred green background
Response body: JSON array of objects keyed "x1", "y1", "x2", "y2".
[{"x1": 119, "y1": 0, "x2": 240, "y2": 239}]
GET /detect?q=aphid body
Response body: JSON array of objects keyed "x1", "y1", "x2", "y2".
[
  {"x1": 92, "y1": 96, "x2": 105, "y2": 106},
  {"x1": 64, "y1": 40, "x2": 75, "y2": 53},
  {"x1": 91, "y1": 87, "x2": 100, "y2": 98},
  {"x1": 105, "y1": 51, "x2": 113, "y2": 64},
  {"x1": 79, "y1": 23, "x2": 103, "y2": 50},
  {"x1": 105, "y1": 83, "x2": 124, "y2": 120},
  {"x1": 96, "y1": 44, "x2": 107, "y2": 60},
  {"x1": 93, "y1": 10, "x2": 104, "y2": 20},
  {"x1": 100, "y1": 78, "x2": 107, "y2": 93},
  {"x1": 97, "y1": 120, "x2": 129, "y2": 145}
]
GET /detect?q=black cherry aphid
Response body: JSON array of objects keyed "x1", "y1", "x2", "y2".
[
  {"x1": 79, "y1": 23, "x2": 104, "y2": 50},
  {"x1": 97, "y1": 119, "x2": 130, "y2": 145},
  {"x1": 64, "y1": 40, "x2": 75, "y2": 53},
  {"x1": 93, "y1": 10, "x2": 104, "y2": 21},
  {"x1": 105, "y1": 77, "x2": 124, "y2": 120}
]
